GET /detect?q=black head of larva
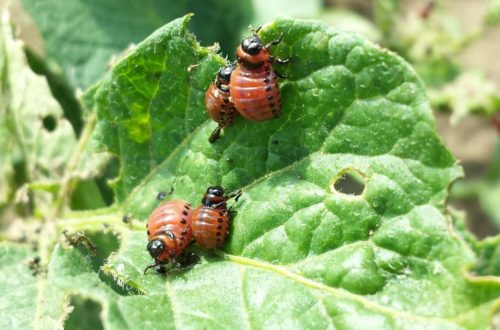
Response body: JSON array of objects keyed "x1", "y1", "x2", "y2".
[
  {"x1": 241, "y1": 35, "x2": 262, "y2": 55},
  {"x1": 207, "y1": 186, "x2": 224, "y2": 197},
  {"x1": 217, "y1": 66, "x2": 233, "y2": 83},
  {"x1": 147, "y1": 239, "x2": 165, "y2": 260}
]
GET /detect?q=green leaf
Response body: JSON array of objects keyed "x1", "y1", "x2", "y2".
[
  {"x1": 87, "y1": 15, "x2": 500, "y2": 328},
  {"x1": 472, "y1": 235, "x2": 500, "y2": 277},
  {"x1": 0, "y1": 242, "x2": 72, "y2": 329},
  {"x1": 0, "y1": 11, "x2": 77, "y2": 212},
  {"x1": 0, "y1": 239, "x2": 161, "y2": 329},
  {"x1": 24, "y1": 48, "x2": 84, "y2": 135},
  {"x1": 21, "y1": 0, "x2": 253, "y2": 88},
  {"x1": 0, "y1": 93, "x2": 13, "y2": 207}
]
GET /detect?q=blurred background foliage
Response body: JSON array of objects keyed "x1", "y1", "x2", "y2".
[{"x1": 1, "y1": 0, "x2": 499, "y2": 239}]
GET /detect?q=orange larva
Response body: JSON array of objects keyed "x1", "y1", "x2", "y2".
[
  {"x1": 205, "y1": 65, "x2": 238, "y2": 143},
  {"x1": 230, "y1": 30, "x2": 289, "y2": 121},
  {"x1": 191, "y1": 186, "x2": 241, "y2": 249},
  {"x1": 144, "y1": 200, "x2": 193, "y2": 273}
]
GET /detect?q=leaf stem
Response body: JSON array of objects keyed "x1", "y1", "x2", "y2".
[
  {"x1": 52, "y1": 111, "x2": 97, "y2": 218},
  {"x1": 56, "y1": 211, "x2": 143, "y2": 232}
]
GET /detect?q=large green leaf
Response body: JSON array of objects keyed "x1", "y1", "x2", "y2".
[
  {"x1": 1, "y1": 12, "x2": 500, "y2": 329},
  {"x1": 21, "y1": 0, "x2": 253, "y2": 88},
  {"x1": 88, "y1": 15, "x2": 499, "y2": 328}
]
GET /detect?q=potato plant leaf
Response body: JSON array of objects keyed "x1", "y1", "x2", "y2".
[
  {"x1": 0, "y1": 11, "x2": 77, "y2": 211},
  {"x1": 1, "y1": 13, "x2": 499, "y2": 330},
  {"x1": 90, "y1": 15, "x2": 499, "y2": 329}
]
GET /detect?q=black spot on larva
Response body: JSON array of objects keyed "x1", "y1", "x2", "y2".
[
  {"x1": 180, "y1": 237, "x2": 184, "y2": 240},
  {"x1": 269, "y1": 103, "x2": 275, "y2": 107},
  {"x1": 182, "y1": 210, "x2": 188, "y2": 216},
  {"x1": 217, "y1": 225, "x2": 223, "y2": 230},
  {"x1": 216, "y1": 232, "x2": 222, "y2": 237},
  {"x1": 264, "y1": 78, "x2": 270, "y2": 83},
  {"x1": 272, "y1": 109, "x2": 277, "y2": 114},
  {"x1": 265, "y1": 85, "x2": 272, "y2": 91},
  {"x1": 221, "y1": 105, "x2": 227, "y2": 110},
  {"x1": 181, "y1": 219, "x2": 187, "y2": 224},
  {"x1": 217, "y1": 218, "x2": 224, "y2": 223},
  {"x1": 223, "y1": 98, "x2": 230, "y2": 103},
  {"x1": 267, "y1": 95, "x2": 273, "y2": 100},
  {"x1": 181, "y1": 230, "x2": 188, "y2": 236},
  {"x1": 147, "y1": 230, "x2": 150, "y2": 235},
  {"x1": 218, "y1": 211, "x2": 224, "y2": 216},
  {"x1": 180, "y1": 243, "x2": 184, "y2": 247},
  {"x1": 185, "y1": 204, "x2": 191, "y2": 209}
]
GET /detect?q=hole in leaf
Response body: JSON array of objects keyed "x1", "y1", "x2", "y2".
[
  {"x1": 95, "y1": 157, "x2": 119, "y2": 206},
  {"x1": 42, "y1": 115, "x2": 57, "y2": 132},
  {"x1": 64, "y1": 296, "x2": 104, "y2": 330},
  {"x1": 70, "y1": 180, "x2": 108, "y2": 210},
  {"x1": 331, "y1": 168, "x2": 367, "y2": 196},
  {"x1": 81, "y1": 231, "x2": 120, "y2": 272},
  {"x1": 76, "y1": 231, "x2": 139, "y2": 295}
]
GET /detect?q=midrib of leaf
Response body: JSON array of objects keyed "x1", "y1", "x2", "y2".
[
  {"x1": 223, "y1": 254, "x2": 478, "y2": 325},
  {"x1": 165, "y1": 282, "x2": 182, "y2": 330},
  {"x1": 34, "y1": 276, "x2": 48, "y2": 330},
  {"x1": 103, "y1": 243, "x2": 472, "y2": 327},
  {"x1": 235, "y1": 266, "x2": 253, "y2": 330}
]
